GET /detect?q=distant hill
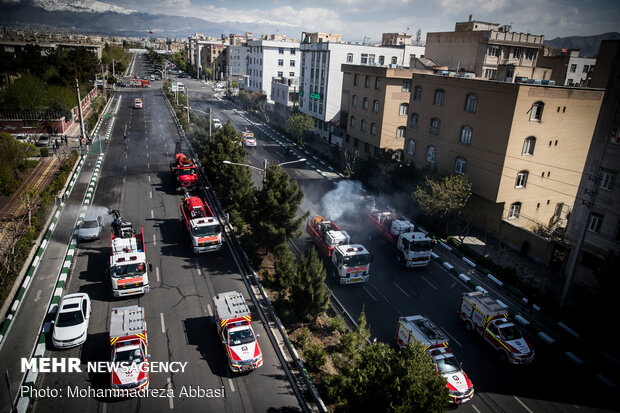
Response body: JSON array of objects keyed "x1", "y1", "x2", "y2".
[{"x1": 545, "y1": 32, "x2": 620, "y2": 58}]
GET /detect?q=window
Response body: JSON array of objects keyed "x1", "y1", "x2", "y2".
[
  {"x1": 369, "y1": 54, "x2": 375, "y2": 65},
  {"x1": 465, "y1": 94, "x2": 478, "y2": 113},
  {"x1": 365, "y1": 76, "x2": 370, "y2": 88},
  {"x1": 530, "y1": 101, "x2": 544, "y2": 121},
  {"x1": 354, "y1": 74, "x2": 359, "y2": 86},
  {"x1": 516, "y1": 171, "x2": 529, "y2": 188},
  {"x1": 370, "y1": 123, "x2": 377, "y2": 135},
  {"x1": 402, "y1": 80, "x2": 411, "y2": 92},
  {"x1": 361, "y1": 54, "x2": 368, "y2": 64},
  {"x1": 363, "y1": 97, "x2": 369, "y2": 110},
  {"x1": 290, "y1": 49, "x2": 295, "y2": 55},
  {"x1": 373, "y1": 100, "x2": 379, "y2": 112},
  {"x1": 588, "y1": 213, "x2": 603, "y2": 233},
  {"x1": 352, "y1": 95, "x2": 357, "y2": 107},
  {"x1": 278, "y1": 59, "x2": 284, "y2": 66},
  {"x1": 407, "y1": 139, "x2": 415, "y2": 155},
  {"x1": 582, "y1": 65, "x2": 590, "y2": 73},
  {"x1": 600, "y1": 168, "x2": 617, "y2": 190},
  {"x1": 347, "y1": 53, "x2": 353, "y2": 63},
  {"x1": 433, "y1": 89, "x2": 444, "y2": 106},
  {"x1": 391, "y1": 56, "x2": 398, "y2": 65},
  {"x1": 570, "y1": 64, "x2": 577, "y2": 73},
  {"x1": 399, "y1": 103, "x2": 409, "y2": 116},
  {"x1": 522, "y1": 137, "x2": 536, "y2": 155},
  {"x1": 375, "y1": 77, "x2": 381, "y2": 89},
  {"x1": 277, "y1": 71, "x2": 283, "y2": 77},
  {"x1": 354, "y1": 138, "x2": 359, "y2": 148},
  {"x1": 525, "y1": 49, "x2": 535, "y2": 60},
  {"x1": 413, "y1": 86, "x2": 422, "y2": 101},
  {"x1": 379, "y1": 56, "x2": 385, "y2": 65},
  {"x1": 279, "y1": 47, "x2": 284, "y2": 54},
  {"x1": 350, "y1": 116, "x2": 356, "y2": 127},
  {"x1": 460, "y1": 126, "x2": 472, "y2": 144},
  {"x1": 485, "y1": 69, "x2": 497, "y2": 79},
  {"x1": 488, "y1": 45, "x2": 500, "y2": 57},
  {"x1": 454, "y1": 157, "x2": 467, "y2": 174},
  {"x1": 410, "y1": 113, "x2": 419, "y2": 128},
  {"x1": 430, "y1": 118, "x2": 441, "y2": 135},
  {"x1": 361, "y1": 119, "x2": 367, "y2": 132},
  {"x1": 426, "y1": 146, "x2": 436, "y2": 164},
  {"x1": 396, "y1": 126, "x2": 406, "y2": 138},
  {"x1": 364, "y1": 142, "x2": 370, "y2": 152},
  {"x1": 509, "y1": 202, "x2": 521, "y2": 219},
  {"x1": 290, "y1": 60, "x2": 295, "y2": 67},
  {"x1": 290, "y1": 72, "x2": 295, "y2": 76},
  {"x1": 514, "y1": 47, "x2": 522, "y2": 59}
]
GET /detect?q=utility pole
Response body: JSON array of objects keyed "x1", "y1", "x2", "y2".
[
  {"x1": 186, "y1": 91, "x2": 189, "y2": 123},
  {"x1": 112, "y1": 58, "x2": 115, "y2": 81},
  {"x1": 75, "y1": 78, "x2": 85, "y2": 144},
  {"x1": 262, "y1": 159, "x2": 268, "y2": 184},
  {"x1": 208, "y1": 107, "x2": 212, "y2": 136}
]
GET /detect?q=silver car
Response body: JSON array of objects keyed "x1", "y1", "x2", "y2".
[
  {"x1": 76, "y1": 215, "x2": 103, "y2": 241},
  {"x1": 52, "y1": 293, "x2": 91, "y2": 349}
]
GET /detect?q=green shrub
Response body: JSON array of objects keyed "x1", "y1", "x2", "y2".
[
  {"x1": 327, "y1": 316, "x2": 347, "y2": 334},
  {"x1": 304, "y1": 342, "x2": 327, "y2": 373},
  {"x1": 40, "y1": 147, "x2": 49, "y2": 157},
  {"x1": 295, "y1": 326, "x2": 311, "y2": 348}
]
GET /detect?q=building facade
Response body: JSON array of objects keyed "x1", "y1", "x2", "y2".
[
  {"x1": 401, "y1": 73, "x2": 604, "y2": 260},
  {"x1": 538, "y1": 48, "x2": 596, "y2": 87},
  {"x1": 247, "y1": 39, "x2": 300, "y2": 101},
  {"x1": 425, "y1": 15, "x2": 544, "y2": 80},
  {"x1": 340, "y1": 65, "x2": 415, "y2": 159},
  {"x1": 228, "y1": 45, "x2": 249, "y2": 79}
]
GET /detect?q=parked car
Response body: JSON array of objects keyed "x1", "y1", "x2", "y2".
[
  {"x1": 36, "y1": 135, "x2": 51, "y2": 147},
  {"x1": 76, "y1": 214, "x2": 103, "y2": 241},
  {"x1": 213, "y1": 119, "x2": 223, "y2": 129},
  {"x1": 116, "y1": 81, "x2": 126, "y2": 87},
  {"x1": 52, "y1": 293, "x2": 91, "y2": 349}
]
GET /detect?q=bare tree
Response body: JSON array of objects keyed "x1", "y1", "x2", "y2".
[{"x1": 20, "y1": 188, "x2": 40, "y2": 227}]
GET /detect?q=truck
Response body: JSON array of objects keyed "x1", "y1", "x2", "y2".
[
  {"x1": 130, "y1": 78, "x2": 151, "y2": 88},
  {"x1": 170, "y1": 153, "x2": 198, "y2": 191},
  {"x1": 109, "y1": 305, "x2": 149, "y2": 395},
  {"x1": 109, "y1": 210, "x2": 151, "y2": 297},
  {"x1": 330, "y1": 244, "x2": 372, "y2": 284},
  {"x1": 366, "y1": 206, "x2": 434, "y2": 268},
  {"x1": 458, "y1": 291, "x2": 534, "y2": 364},
  {"x1": 395, "y1": 315, "x2": 474, "y2": 404},
  {"x1": 306, "y1": 216, "x2": 350, "y2": 257},
  {"x1": 180, "y1": 192, "x2": 222, "y2": 253},
  {"x1": 213, "y1": 291, "x2": 263, "y2": 373}
]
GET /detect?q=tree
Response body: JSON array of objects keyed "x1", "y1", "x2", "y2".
[
  {"x1": 290, "y1": 248, "x2": 330, "y2": 319},
  {"x1": 413, "y1": 174, "x2": 472, "y2": 219},
  {"x1": 0, "y1": 133, "x2": 38, "y2": 194},
  {"x1": 252, "y1": 164, "x2": 307, "y2": 251},
  {"x1": 285, "y1": 112, "x2": 314, "y2": 142},
  {"x1": 337, "y1": 343, "x2": 448, "y2": 412},
  {"x1": 273, "y1": 242, "x2": 297, "y2": 291},
  {"x1": 337, "y1": 306, "x2": 371, "y2": 365},
  {"x1": 0, "y1": 74, "x2": 46, "y2": 112}
]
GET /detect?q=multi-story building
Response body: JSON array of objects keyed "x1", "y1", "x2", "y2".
[
  {"x1": 401, "y1": 73, "x2": 604, "y2": 262},
  {"x1": 564, "y1": 40, "x2": 620, "y2": 287},
  {"x1": 340, "y1": 64, "x2": 416, "y2": 158},
  {"x1": 247, "y1": 38, "x2": 300, "y2": 101},
  {"x1": 271, "y1": 76, "x2": 300, "y2": 125},
  {"x1": 382, "y1": 32, "x2": 413, "y2": 46},
  {"x1": 425, "y1": 15, "x2": 545, "y2": 81},
  {"x1": 228, "y1": 45, "x2": 249, "y2": 79},
  {"x1": 299, "y1": 33, "x2": 423, "y2": 145},
  {"x1": 538, "y1": 48, "x2": 596, "y2": 87}
]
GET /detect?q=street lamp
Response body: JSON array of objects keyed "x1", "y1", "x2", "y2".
[{"x1": 223, "y1": 158, "x2": 306, "y2": 184}]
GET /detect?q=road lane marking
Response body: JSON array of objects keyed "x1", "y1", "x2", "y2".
[
  {"x1": 153, "y1": 234, "x2": 157, "y2": 246},
  {"x1": 151, "y1": 209, "x2": 154, "y2": 218},
  {"x1": 207, "y1": 304, "x2": 213, "y2": 317},
  {"x1": 150, "y1": 191, "x2": 153, "y2": 199},
  {"x1": 228, "y1": 378, "x2": 235, "y2": 392},
  {"x1": 167, "y1": 376, "x2": 174, "y2": 409},
  {"x1": 156, "y1": 267, "x2": 160, "y2": 282},
  {"x1": 362, "y1": 285, "x2": 377, "y2": 301},
  {"x1": 33, "y1": 290, "x2": 42, "y2": 302},
  {"x1": 160, "y1": 313, "x2": 166, "y2": 333},
  {"x1": 420, "y1": 275, "x2": 438, "y2": 290},
  {"x1": 393, "y1": 282, "x2": 410, "y2": 297},
  {"x1": 471, "y1": 404, "x2": 481, "y2": 413},
  {"x1": 513, "y1": 396, "x2": 533, "y2": 412},
  {"x1": 148, "y1": 175, "x2": 151, "y2": 182}
]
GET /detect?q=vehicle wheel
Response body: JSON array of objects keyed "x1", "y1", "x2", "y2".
[
  {"x1": 395, "y1": 254, "x2": 403, "y2": 265},
  {"x1": 499, "y1": 350, "x2": 509, "y2": 363},
  {"x1": 464, "y1": 321, "x2": 473, "y2": 331}
]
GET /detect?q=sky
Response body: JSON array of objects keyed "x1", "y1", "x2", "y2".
[{"x1": 19, "y1": 0, "x2": 620, "y2": 42}]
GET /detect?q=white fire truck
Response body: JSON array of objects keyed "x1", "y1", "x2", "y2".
[
  {"x1": 395, "y1": 315, "x2": 474, "y2": 404},
  {"x1": 458, "y1": 291, "x2": 534, "y2": 364},
  {"x1": 109, "y1": 210, "x2": 151, "y2": 297},
  {"x1": 213, "y1": 291, "x2": 263, "y2": 373},
  {"x1": 109, "y1": 305, "x2": 149, "y2": 395},
  {"x1": 330, "y1": 244, "x2": 372, "y2": 284},
  {"x1": 180, "y1": 193, "x2": 222, "y2": 253}
]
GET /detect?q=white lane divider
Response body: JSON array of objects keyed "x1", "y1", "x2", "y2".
[
  {"x1": 160, "y1": 313, "x2": 166, "y2": 334},
  {"x1": 393, "y1": 282, "x2": 410, "y2": 298}
]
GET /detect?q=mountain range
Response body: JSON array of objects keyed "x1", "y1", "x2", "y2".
[{"x1": 0, "y1": 0, "x2": 618, "y2": 54}]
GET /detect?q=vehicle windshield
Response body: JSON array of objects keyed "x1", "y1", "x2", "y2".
[
  {"x1": 499, "y1": 325, "x2": 523, "y2": 341},
  {"x1": 228, "y1": 328, "x2": 255, "y2": 346},
  {"x1": 179, "y1": 168, "x2": 196, "y2": 176},
  {"x1": 409, "y1": 241, "x2": 433, "y2": 251},
  {"x1": 193, "y1": 224, "x2": 221, "y2": 237},
  {"x1": 82, "y1": 219, "x2": 100, "y2": 229},
  {"x1": 111, "y1": 262, "x2": 146, "y2": 278},
  {"x1": 343, "y1": 253, "x2": 371, "y2": 267},
  {"x1": 56, "y1": 310, "x2": 84, "y2": 327},
  {"x1": 114, "y1": 348, "x2": 144, "y2": 364},
  {"x1": 435, "y1": 355, "x2": 461, "y2": 374}
]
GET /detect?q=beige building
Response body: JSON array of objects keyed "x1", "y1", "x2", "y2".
[
  {"x1": 302, "y1": 33, "x2": 342, "y2": 43},
  {"x1": 425, "y1": 15, "x2": 544, "y2": 81},
  {"x1": 401, "y1": 73, "x2": 604, "y2": 259},
  {"x1": 341, "y1": 64, "x2": 416, "y2": 159},
  {"x1": 382, "y1": 33, "x2": 412, "y2": 46}
]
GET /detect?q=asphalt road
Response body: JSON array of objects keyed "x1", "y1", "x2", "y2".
[
  {"x1": 184, "y1": 77, "x2": 616, "y2": 412},
  {"x1": 27, "y1": 54, "x2": 302, "y2": 413}
]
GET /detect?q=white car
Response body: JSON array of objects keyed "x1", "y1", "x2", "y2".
[
  {"x1": 242, "y1": 132, "x2": 256, "y2": 147},
  {"x1": 76, "y1": 214, "x2": 103, "y2": 241},
  {"x1": 52, "y1": 293, "x2": 91, "y2": 349},
  {"x1": 213, "y1": 119, "x2": 223, "y2": 129}
]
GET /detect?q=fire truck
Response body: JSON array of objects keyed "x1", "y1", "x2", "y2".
[
  {"x1": 109, "y1": 210, "x2": 151, "y2": 297},
  {"x1": 109, "y1": 305, "x2": 149, "y2": 395},
  {"x1": 458, "y1": 291, "x2": 534, "y2": 364},
  {"x1": 367, "y1": 206, "x2": 434, "y2": 268},
  {"x1": 395, "y1": 315, "x2": 474, "y2": 404},
  {"x1": 180, "y1": 192, "x2": 222, "y2": 253},
  {"x1": 170, "y1": 153, "x2": 199, "y2": 191},
  {"x1": 330, "y1": 244, "x2": 372, "y2": 284},
  {"x1": 130, "y1": 78, "x2": 151, "y2": 88},
  {"x1": 306, "y1": 216, "x2": 350, "y2": 256},
  {"x1": 213, "y1": 291, "x2": 263, "y2": 373}
]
